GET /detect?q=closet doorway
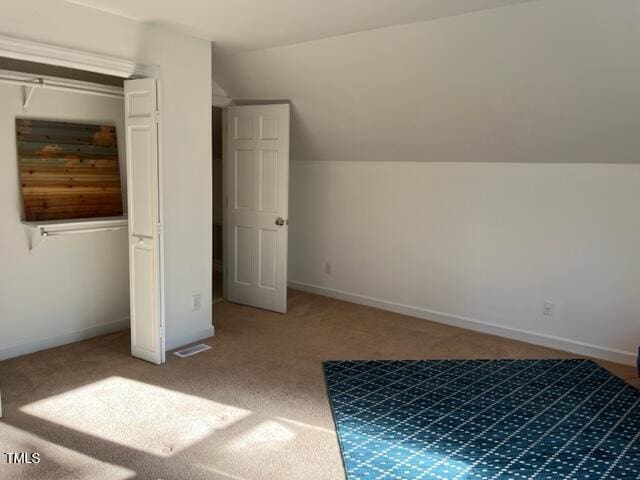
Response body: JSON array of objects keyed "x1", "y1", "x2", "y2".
[
  {"x1": 212, "y1": 106, "x2": 224, "y2": 303},
  {"x1": 0, "y1": 35, "x2": 165, "y2": 365}
]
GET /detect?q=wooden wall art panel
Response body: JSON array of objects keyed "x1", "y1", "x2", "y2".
[{"x1": 16, "y1": 119, "x2": 124, "y2": 221}]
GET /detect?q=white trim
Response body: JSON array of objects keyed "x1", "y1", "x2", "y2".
[
  {"x1": 222, "y1": 109, "x2": 228, "y2": 301},
  {"x1": 165, "y1": 326, "x2": 215, "y2": 352},
  {"x1": 0, "y1": 33, "x2": 156, "y2": 78},
  {"x1": 288, "y1": 281, "x2": 636, "y2": 367},
  {"x1": 0, "y1": 318, "x2": 130, "y2": 361},
  {"x1": 155, "y1": 78, "x2": 167, "y2": 364}
]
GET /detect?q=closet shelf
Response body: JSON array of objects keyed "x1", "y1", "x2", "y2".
[{"x1": 23, "y1": 216, "x2": 128, "y2": 252}]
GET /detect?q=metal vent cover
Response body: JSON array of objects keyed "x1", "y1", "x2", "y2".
[{"x1": 173, "y1": 343, "x2": 212, "y2": 358}]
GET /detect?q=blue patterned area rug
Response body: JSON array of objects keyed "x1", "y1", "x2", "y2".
[{"x1": 324, "y1": 359, "x2": 640, "y2": 480}]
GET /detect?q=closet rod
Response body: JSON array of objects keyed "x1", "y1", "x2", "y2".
[
  {"x1": 0, "y1": 70, "x2": 124, "y2": 99},
  {"x1": 40, "y1": 226, "x2": 127, "y2": 237}
]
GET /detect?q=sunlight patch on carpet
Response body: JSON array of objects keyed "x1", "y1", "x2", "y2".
[
  {"x1": 230, "y1": 420, "x2": 295, "y2": 450},
  {"x1": 21, "y1": 376, "x2": 251, "y2": 457}
]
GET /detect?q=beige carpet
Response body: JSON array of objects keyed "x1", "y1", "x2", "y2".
[
  {"x1": 0, "y1": 288, "x2": 637, "y2": 480},
  {"x1": 213, "y1": 270, "x2": 223, "y2": 303}
]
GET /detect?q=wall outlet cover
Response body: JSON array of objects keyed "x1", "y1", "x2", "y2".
[{"x1": 192, "y1": 294, "x2": 202, "y2": 311}]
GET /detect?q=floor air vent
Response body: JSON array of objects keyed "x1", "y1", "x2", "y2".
[{"x1": 173, "y1": 343, "x2": 212, "y2": 358}]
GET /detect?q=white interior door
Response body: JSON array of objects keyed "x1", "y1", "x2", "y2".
[
  {"x1": 225, "y1": 104, "x2": 290, "y2": 313},
  {"x1": 124, "y1": 78, "x2": 165, "y2": 364}
]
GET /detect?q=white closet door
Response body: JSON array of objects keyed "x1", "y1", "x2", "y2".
[
  {"x1": 124, "y1": 78, "x2": 164, "y2": 364},
  {"x1": 226, "y1": 104, "x2": 290, "y2": 313}
]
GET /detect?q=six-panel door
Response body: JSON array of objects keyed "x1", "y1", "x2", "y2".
[{"x1": 226, "y1": 104, "x2": 290, "y2": 313}]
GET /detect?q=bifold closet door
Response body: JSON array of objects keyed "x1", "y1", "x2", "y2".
[{"x1": 124, "y1": 78, "x2": 165, "y2": 364}]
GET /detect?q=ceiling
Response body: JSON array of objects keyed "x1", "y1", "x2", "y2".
[{"x1": 65, "y1": 0, "x2": 536, "y2": 53}]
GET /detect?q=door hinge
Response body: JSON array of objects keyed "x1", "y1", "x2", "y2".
[
  {"x1": 154, "y1": 110, "x2": 160, "y2": 122},
  {"x1": 156, "y1": 223, "x2": 163, "y2": 235}
]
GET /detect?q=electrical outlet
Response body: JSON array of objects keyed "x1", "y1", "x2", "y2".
[
  {"x1": 192, "y1": 294, "x2": 202, "y2": 312},
  {"x1": 324, "y1": 261, "x2": 332, "y2": 275},
  {"x1": 543, "y1": 301, "x2": 554, "y2": 316}
]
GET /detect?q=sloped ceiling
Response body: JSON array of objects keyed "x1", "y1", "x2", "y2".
[
  {"x1": 66, "y1": 0, "x2": 535, "y2": 52},
  {"x1": 214, "y1": 0, "x2": 640, "y2": 164}
]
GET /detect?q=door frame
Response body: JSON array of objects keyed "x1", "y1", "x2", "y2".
[
  {"x1": 212, "y1": 91, "x2": 231, "y2": 302},
  {"x1": 221, "y1": 106, "x2": 228, "y2": 300},
  {"x1": 2, "y1": 33, "x2": 166, "y2": 362}
]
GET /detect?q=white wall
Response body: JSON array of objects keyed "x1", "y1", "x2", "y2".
[
  {"x1": 0, "y1": 1, "x2": 213, "y2": 356},
  {"x1": 212, "y1": 79, "x2": 231, "y2": 107},
  {"x1": 290, "y1": 162, "x2": 640, "y2": 364},
  {"x1": 0, "y1": 84, "x2": 130, "y2": 360},
  {"x1": 215, "y1": 0, "x2": 640, "y2": 165},
  {"x1": 0, "y1": 0, "x2": 142, "y2": 60},
  {"x1": 138, "y1": 25, "x2": 214, "y2": 349},
  {"x1": 214, "y1": 0, "x2": 640, "y2": 364}
]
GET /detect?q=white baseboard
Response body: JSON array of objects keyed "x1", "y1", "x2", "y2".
[
  {"x1": 0, "y1": 317, "x2": 130, "y2": 362},
  {"x1": 289, "y1": 281, "x2": 636, "y2": 367},
  {"x1": 166, "y1": 325, "x2": 215, "y2": 352}
]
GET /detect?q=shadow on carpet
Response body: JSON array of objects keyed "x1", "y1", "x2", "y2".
[{"x1": 323, "y1": 359, "x2": 640, "y2": 480}]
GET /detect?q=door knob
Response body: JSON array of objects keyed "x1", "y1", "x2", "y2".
[{"x1": 275, "y1": 217, "x2": 287, "y2": 226}]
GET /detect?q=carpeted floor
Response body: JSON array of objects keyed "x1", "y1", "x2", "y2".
[
  {"x1": 0, "y1": 288, "x2": 637, "y2": 480},
  {"x1": 213, "y1": 270, "x2": 223, "y2": 303}
]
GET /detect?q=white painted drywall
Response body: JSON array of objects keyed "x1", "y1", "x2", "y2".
[
  {"x1": 289, "y1": 162, "x2": 640, "y2": 364},
  {"x1": 137, "y1": 25, "x2": 214, "y2": 350},
  {"x1": 0, "y1": 2, "x2": 213, "y2": 356},
  {"x1": 0, "y1": 0, "x2": 142, "y2": 60},
  {"x1": 214, "y1": 0, "x2": 640, "y2": 364},
  {"x1": 212, "y1": 79, "x2": 231, "y2": 107},
  {"x1": 215, "y1": 0, "x2": 640, "y2": 165},
  {"x1": 58, "y1": 0, "x2": 535, "y2": 53},
  {"x1": 0, "y1": 84, "x2": 130, "y2": 360}
]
